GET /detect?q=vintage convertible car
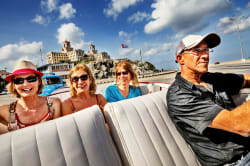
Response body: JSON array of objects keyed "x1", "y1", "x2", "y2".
[{"x1": 0, "y1": 82, "x2": 249, "y2": 166}]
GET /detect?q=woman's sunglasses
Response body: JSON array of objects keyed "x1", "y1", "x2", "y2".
[
  {"x1": 71, "y1": 74, "x2": 89, "y2": 83},
  {"x1": 13, "y1": 76, "x2": 38, "y2": 85},
  {"x1": 116, "y1": 71, "x2": 129, "y2": 76}
]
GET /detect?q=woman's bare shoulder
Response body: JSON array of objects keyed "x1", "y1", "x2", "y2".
[
  {"x1": 62, "y1": 97, "x2": 74, "y2": 116},
  {"x1": 50, "y1": 97, "x2": 62, "y2": 104}
]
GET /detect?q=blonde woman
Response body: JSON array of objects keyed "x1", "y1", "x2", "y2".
[
  {"x1": 105, "y1": 60, "x2": 141, "y2": 102},
  {"x1": 0, "y1": 60, "x2": 61, "y2": 134},
  {"x1": 62, "y1": 64, "x2": 107, "y2": 116}
]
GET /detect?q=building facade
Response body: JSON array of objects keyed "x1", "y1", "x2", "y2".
[
  {"x1": 37, "y1": 63, "x2": 75, "y2": 80},
  {"x1": 88, "y1": 44, "x2": 110, "y2": 62},
  {"x1": 0, "y1": 70, "x2": 9, "y2": 79},
  {"x1": 46, "y1": 41, "x2": 110, "y2": 64},
  {"x1": 47, "y1": 40, "x2": 85, "y2": 64}
]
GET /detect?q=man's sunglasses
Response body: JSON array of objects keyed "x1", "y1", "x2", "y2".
[
  {"x1": 116, "y1": 71, "x2": 129, "y2": 76},
  {"x1": 71, "y1": 74, "x2": 89, "y2": 82},
  {"x1": 13, "y1": 76, "x2": 38, "y2": 85}
]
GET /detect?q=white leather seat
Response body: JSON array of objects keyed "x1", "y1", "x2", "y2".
[
  {"x1": 104, "y1": 90, "x2": 201, "y2": 166},
  {"x1": 0, "y1": 105, "x2": 122, "y2": 166}
]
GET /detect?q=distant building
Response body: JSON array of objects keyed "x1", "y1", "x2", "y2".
[
  {"x1": 37, "y1": 63, "x2": 75, "y2": 80},
  {"x1": 0, "y1": 70, "x2": 10, "y2": 79},
  {"x1": 46, "y1": 40, "x2": 85, "y2": 64},
  {"x1": 46, "y1": 52, "x2": 68, "y2": 64},
  {"x1": 46, "y1": 41, "x2": 110, "y2": 64},
  {"x1": 88, "y1": 44, "x2": 97, "y2": 55},
  {"x1": 88, "y1": 44, "x2": 110, "y2": 62}
]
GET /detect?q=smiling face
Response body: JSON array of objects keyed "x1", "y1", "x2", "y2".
[
  {"x1": 13, "y1": 73, "x2": 40, "y2": 98},
  {"x1": 71, "y1": 70, "x2": 91, "y2": 95},
  {"x1": 116, "y1": 67, "x2": 131, "y2": 86}
]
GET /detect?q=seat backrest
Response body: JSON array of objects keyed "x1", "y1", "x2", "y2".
[
  {"x1": 104, "y1": 90, "x2": 201, "y2": 166},
  {"x1": 139, "y1": 84, "x2": 161, "y2": 95},
  {"x1": 232, "y1": 88, "x2": 250, "y2": 106},
  {"x1": 0, "y1": 105, "x2": 122, "y2": 166}
]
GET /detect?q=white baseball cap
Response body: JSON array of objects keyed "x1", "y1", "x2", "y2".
[{"x1": 175, "y1": 33, "x2": 221, "y2": 55}]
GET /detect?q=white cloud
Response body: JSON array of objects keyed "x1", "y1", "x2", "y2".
[
  {"x1": 118, "y1": 30, "x2": 137, "y2": 38},
  {"x1": 104, "y1": 0, "x2": 143, "y2": 20},
  {"x1": 119, "y1": 31, "x2": 129, "y2": 38},
  {"x1": 57, "y1": 23, "x2": 87, "y2": 49},
  {"x1": 170, "y1": 32, "x2": 184, "y2": 40},
  {"x1": 143, "y1": 42, "x2": 173, "y2": 57},
  {"x1": 144, "y1": 48, "x2": 157, "y2": 56},
  {"x1": 118, "y1": 31, "x2": 137, "y2": 47},
  {"x1": 217, "y1": 16, "x2": 250, "y2": 34},
  {"x1": 0, "y1": 41, "x2": 43, "y2": 71},
  {"x1": 31, "y1": 15, "x2": 49, "y2": 25},
  {"x1": 144, "y1": 0, "x2": 231, "y2": 34},
  {"x1": 41, "y1": 0, "x2": 58, "y2": 13},
  {"x1": 119, "y1": 48, "x2": 135, "y2": 57},
  {"x1": 59, "y1": 3, "x2": 76, "y2": 20},
  {"x1": 128, "y1": 11, "x2": 150, "y2": 23},
  {"x1": 118, "y1": 42, "x2": 174, "y2": 60}
]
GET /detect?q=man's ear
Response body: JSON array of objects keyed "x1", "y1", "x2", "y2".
[{"x1": 176, "y1": 54, "x2": 184, "y2": 65}]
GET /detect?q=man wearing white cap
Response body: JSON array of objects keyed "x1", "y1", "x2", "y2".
[{"x1": 167, "y1": 33, "x2": 250, "y2": 165}]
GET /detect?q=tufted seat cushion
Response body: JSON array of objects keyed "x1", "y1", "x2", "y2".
[
  {"x1": 104, "y1": 90, "x2": 201, "y2": 166},
  {"x1": 0, "y1": 105, "x2": 122, "y2": 166}
]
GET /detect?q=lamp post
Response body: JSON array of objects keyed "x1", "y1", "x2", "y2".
[
  {"x1": 139, "y1": 49, "x2": 144, "y2": 78},
  {"x1": 4, "y1": 67, "x2": 8, "y2": 90},
  {"x1": 230, "y1": 17, "x2": 245, "y2": 61},
  {"x1": 40, "y1": 48, "x2": 44, "y2": 65}
]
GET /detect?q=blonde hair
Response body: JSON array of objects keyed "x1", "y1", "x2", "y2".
[
  {"x1": 69, "y1": 64, "x2": 96, "y2": 97},
  {"x1": 6, "y1": 74, "x2": 44, "y2": 98},
  {"x1": 115, "y1": 60, "x2": 139, "y2": 88}
]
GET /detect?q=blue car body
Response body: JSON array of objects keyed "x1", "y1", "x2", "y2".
[{"x1": 40, "y1": 74, "x2": 64, "y2": 96}]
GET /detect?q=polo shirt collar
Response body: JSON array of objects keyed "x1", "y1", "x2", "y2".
[{"x1": 175, "y1": 72, "x2": 196, "y2": 89}]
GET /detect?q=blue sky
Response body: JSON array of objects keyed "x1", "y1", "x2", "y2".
[{"x1": 0, "y1": 0, "x2": 250, "y2": 71}]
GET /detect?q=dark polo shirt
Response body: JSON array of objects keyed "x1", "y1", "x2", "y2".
[{"x1": 167, "y1": 72, "x2": 250, "y2": 166}]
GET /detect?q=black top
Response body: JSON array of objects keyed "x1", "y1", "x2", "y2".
[{"x1": 167, "y1": 72, "x2": 250, "y2": 166}]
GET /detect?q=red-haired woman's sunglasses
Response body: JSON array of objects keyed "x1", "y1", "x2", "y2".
[{"x1": 116, "y1": 71, "x2": 128, "y2": 76}]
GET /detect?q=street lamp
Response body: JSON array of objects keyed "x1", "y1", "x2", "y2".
[
  {"x1": 230, "y1": 17, "x2": 245, "y2": 61},
  {"x1": 139, "y1": 49, "x2": 144, "y2": 78}
]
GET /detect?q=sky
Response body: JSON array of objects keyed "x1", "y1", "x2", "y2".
[{"x1": 0, "y1": 0, "x2": 250, "y2": 72}]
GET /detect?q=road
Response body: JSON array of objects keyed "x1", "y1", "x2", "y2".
[{"x1": 209, "y1": 61, "x2": 250, "y2": 74}]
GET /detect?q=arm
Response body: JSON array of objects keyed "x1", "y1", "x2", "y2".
[
  {"x1": 51, "y1": 97, "x2": 62, "y2": 119},
  {"x1": 0, "y1": 104, "x2": 10, "y2": 134},
  {"x1": 0, "y1": 122, "x2": 8, "y2": 134},
  {"x1": 97, "y1": 94, "x2": 107, "y2": 114},
  {"x1": 62, "y1": 99, "x2": 74, "y2": 116},
  {"x1": 97, "y1": 94, "x2": 109, "y2": 131},
  {"x1": 209, "y1": 100, "x2": 250, "y2": 137}
]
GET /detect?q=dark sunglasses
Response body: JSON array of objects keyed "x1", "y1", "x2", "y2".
[
  {"x1": 71, "y1": 74, "x2": 89, "y2": 82},
  {"x1": 13, "y1": 76, "x2": 38, "y2": 85},
  {"x1": 116, "y1": 71, "x2": 129, "y2": 76}
]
